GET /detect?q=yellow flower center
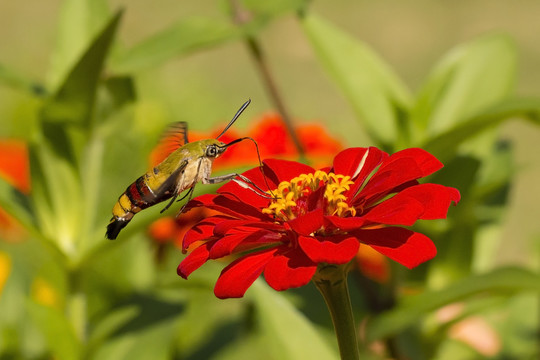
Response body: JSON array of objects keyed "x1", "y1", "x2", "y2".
[{"x1": 262, "y1": 170, "x2": 356, "y2": 221}]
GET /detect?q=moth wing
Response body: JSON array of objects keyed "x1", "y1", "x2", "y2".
[
  {"x1": 151, "y1": 122, "x2": 189, "y2": 166},
  {"x1": 161, "y1": 121, "x2": 189, "y2": 146},
  {"x1": 145, "y1": 159, "x2": 189, "y2": 203}
]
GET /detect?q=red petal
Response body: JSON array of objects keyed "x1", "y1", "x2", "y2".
[
  {"x1": 402, "y1": 184, "x2": 460, "y2": 219},
  {"x1": 390, "y1": 148, "x2": 443, "y2": 177},
  {"x1": 218, "y1": 159, "x2": 313, "y2": 197},
  {"x1": 197, "y1": 194, "x2": 267, "y2": 220},
  {"x1": 217, "y1": 167, "x2": 276, "y2": 209},
  {"x1": 368, "y1": 184, "x2": 460, "y2": 223},
  {"x1": 298, "y1": 235, "x2": 360, "y2": 264},
  {"x1": 318, "y1": 166, "x2": 331, "y2": 173},
  {"x1": 324, "y1": 215, "x2": 368, "y2": 231},
  {"x1": 333, "y1": 147, "x2": 387, "y2": 184},
  {"x1": 208, "y1": 232, "x2": 252, "y2": 259},
  {"x1": 354, "y1": 227, "x2": 436, "y2": 268},
  {"x1": 219, "y1": 163, "x2": 278, "y2": 193},
  {"x1": 214, "y1": 248, "x2": 279, "y2": 298},
  {"x1": 263, "y1": 158, "x2": 315, "y2": 185},
  {"x1": 359, "y1": 157, "x2": 424, "y2": 205},
  {"x1": 264, "y1": 249, "x2": 317, "y2": 291},
  {"x1": 183, "y1": 216, "x2": 231, "y2": 251},
  {"x1": 362, "y1": 197, "x2": 425, "y2": 226},
  {"x1": 213, "y1": 219, "x2": 251, "y2": 236},
  {"x1": 214, "y1": 219, "x2": 283, "y2": 236},
  {"x1": 177, "y1": 240, "x2": 216, "y2": 278},
  {"x1": 208, "y1": 230, "x2": 279, "y2": 259},
  {"x1": 333, "y1": 147, "x2": 388, "y2": 200},
  {"x1": 287, "y1": 208, "x2": 324, "y2": 236},
  {"x1": 217, "y1": 160, "x2": 314, "y2": 210},
  {"x1": 358, "y1": 149, "x2": 444, "y2": 205}
]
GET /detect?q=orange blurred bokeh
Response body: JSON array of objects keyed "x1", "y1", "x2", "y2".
[
  {"x1": 150, "y1": 113, "x2": 344, "y2": 170},
  {"x1": 0, "y1": 139, "x2": 30, "y2": 241}
]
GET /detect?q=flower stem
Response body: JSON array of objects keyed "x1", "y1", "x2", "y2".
[
  {"x1": 228, "y1": 0, "x2": 306, "y2": 157},
  {"x1": 313, "y1": 263, "x2": 359, "y2": 360},
  {"x1": 67, "y1": 269, "x2": 87, "y2": 342}
]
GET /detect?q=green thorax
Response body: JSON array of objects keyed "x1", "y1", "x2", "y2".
[{"x1": 155, "y1": 138, "x2": 225, "y2": 175}]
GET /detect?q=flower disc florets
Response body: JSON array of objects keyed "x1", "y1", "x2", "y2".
[{"x1": 262, "y1": 170, "x2": 356, "y2": 221}]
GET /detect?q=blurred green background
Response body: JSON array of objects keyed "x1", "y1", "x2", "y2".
[{"x1": 1, "y1": 0, "x2": 539, "y2": 264}]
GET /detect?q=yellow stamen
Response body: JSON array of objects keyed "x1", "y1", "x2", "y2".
[{"x1": 263, "y1": 171, "x2": 356, "y2": 221}]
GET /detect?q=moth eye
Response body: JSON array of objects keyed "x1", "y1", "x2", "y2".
[{"x1": 206, "y1": 146, "x2": 217, "y2": 157}]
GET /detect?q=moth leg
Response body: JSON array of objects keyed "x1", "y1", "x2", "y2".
[
  {"x1": 175, "y1": 187, "x2": 196, "y2": 217},
  {"x1": 175, "y1": 188, "x2": 194, "y2": 203},
  {"x1": 160, "y1": 192, "x2": 179, "y2": 214},
  {"x1": 204, "y1": 173, "x2": 274, "y2": 199}
]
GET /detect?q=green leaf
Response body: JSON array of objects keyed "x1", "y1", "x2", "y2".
[
  {"x1": 27, "y1": 300, "x2": 81, "y2": 360},
  {"x1": 425, "y1": 156, "x2": 480, "y2": 286},
  {"x1": 175, "y1": 291, "x2": 244, "y2": 357},
  {"x1": 0, "y1": 178, "x2": 36, "y2": 234},
  {"x1": 103, "y1": 75, "x2": 137, "y2": 111},
  {"x1": 422, "y1": 97, "x2": 540, "y2": 161},
  {"x1": 28, "y1": 142, "x2": 82, "y2": 253},
  {"x1": 411, "y1": 34, "x2": 517, "y2": 138},
  {"x1": 249, "y1": 280, "x2": 339, "y2": 360},
  {"x1": 0, "y1": 159, "x2": 68, "y2": 264},
  {"x1": 47, "y1": 0, "x2": 110, "y2": 89},
  {"x1": 301, "y1": 13, "x2": 412, "y2": 147},
  {"x1": 241, "y1": 0, "x2": 308, "y2": 19},
  {"x1": 0, "y1": 63, "x2": 47, "y2": 96},
  {"x1": 34, "y1": 11, "x2": 124, "y2": 253},
  {"x1": 366, "y1": 267, "x2": 540, "y2": 341},
  {"x1": 88, "y1": 295, "x2": 180, "y2": 360},
  {"x1": 31, "y1": 12, "x2": 124, "y2": 247},
  {"x1": 496, "y1": 294, "x2": 539, "y2": 358},
  {"x1": 111, "y1": 17, "x2": 241, "y2": 74},
  {"x1": 42, "y1": 11, "x2": 122, "y2": 129}
]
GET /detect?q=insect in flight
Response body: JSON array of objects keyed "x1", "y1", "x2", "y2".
[{"x1": 106, "y1": 99, "x2": 269, "y2": 240}]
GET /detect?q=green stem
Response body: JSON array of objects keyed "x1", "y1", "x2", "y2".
[
  {"x1": 243, "y1": 36, "x2": 305, "y2": 157},
  {"x1": 228, "y1": 0, "x2": 306, "y2": 157},
  {"x1": 312, "y1": 263, "x2": 359, "y2": 360},
  {"x1": 67, "y1": 269, "x2": 87, "y2": 343}
]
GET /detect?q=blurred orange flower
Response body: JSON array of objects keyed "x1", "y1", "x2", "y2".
[
  {"x1": 148, "y1": 207, "x2": 221, "y2": 248},
  {"x1": 150, "y1": 113, "x2": 343, "y2": 170},
  {"x1": 0, "y1": 139, "x2": 30, "y2": 194},
  {"x1": 354, "y1": 244, "x2": 390, "y2": 283},
  {"x1": 0, "y1": 139, "x2": 30, "y2": 241}
]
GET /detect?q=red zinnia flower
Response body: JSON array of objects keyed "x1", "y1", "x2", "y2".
[
  {"x1": 177, "y1": 147, "x2": 460, "y2": 298},
  {"x1": 178, "y1": 147, "x2": 460, "y2": 298}
]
